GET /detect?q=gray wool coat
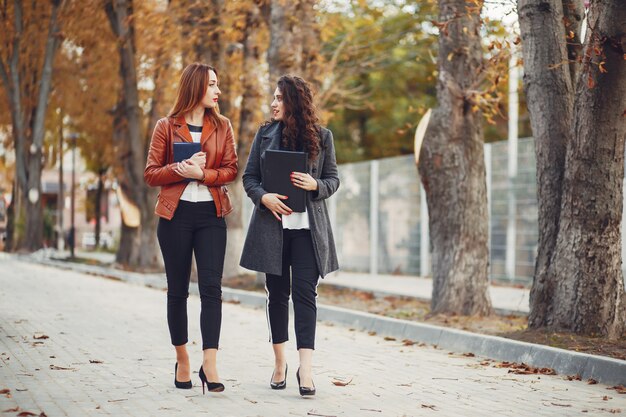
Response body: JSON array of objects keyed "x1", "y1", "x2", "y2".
[{"x1": 239, "y1": 121, "x2": 340, "y2": 278}]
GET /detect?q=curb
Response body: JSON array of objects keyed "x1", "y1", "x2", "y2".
[{"x1": 14, "y1": 253, "x2": 626, "y2": 387}]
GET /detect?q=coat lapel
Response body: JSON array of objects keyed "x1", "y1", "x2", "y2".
[
  {"x1": 173, "y1": 115, "x2": 193, "y2": 143},
  {"x1": 201, "y1": 113, "x2": 218, "y2": 168},
  {"x1": 261, "y1": 121, "x2": 282, "y2": 152}
]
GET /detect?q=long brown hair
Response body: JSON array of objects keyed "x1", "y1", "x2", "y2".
[
  {"x1": 168, "y1": 63, "x2": 223, "y2": 126},
  {"x1": 274, "y1": 75, "x2": 320, "y2": 161}
]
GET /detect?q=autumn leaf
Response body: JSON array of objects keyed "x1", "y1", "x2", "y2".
[
  {"x1": 33, "y1": 333, "x2": 49, "y2": 340},
  {"x1": 588, "y1": 378, "x2": 598, "y2": 384},
  {"x1": 599, "y1": 62, "x2": 607, "y2": 73},
  {"x1": 607, "y1": 385, "x2": 626, "y2": 394},
  {"x1": 331, "y1": 377, "x2": 353, "y2": 386}
]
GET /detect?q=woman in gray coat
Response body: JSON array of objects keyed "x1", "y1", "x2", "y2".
[{"x1": 240, "y1": 75, "x2": 339, "y2": 396}]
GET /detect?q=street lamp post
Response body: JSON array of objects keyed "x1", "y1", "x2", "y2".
[
  {"x1": 57, "y1": 123, "x2": 64, "y2": 251},
  {"x1": 67, "y1": 132, "x2": 78, "y2": 259}
]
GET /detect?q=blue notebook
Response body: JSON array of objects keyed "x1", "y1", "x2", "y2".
[
  {"x1": 173, "y1": 142, "x2": 202, "y2": 182},
  {"x1": 173, "y1": 142, "x2": 201, "y2": 162}
]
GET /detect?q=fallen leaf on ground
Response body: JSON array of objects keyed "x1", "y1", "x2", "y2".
[
  {"x1": 587, "y1": 378, "x2": 598, "y2": 385},
  {"x1": 463, "y1": 352, "x2": 475, "y2": 357},
  {"x1": 331, "y1": 377, "x2": 353, "y2": 386},
  {"x1": 368, "y1": 331, "x2": 377, "y2": 336},
  {"x1": 17, "y1": 412, "x2": 38, "y2": 416},
  {"x1": 307, "y1": 412, "x2": 337, "y2": 417},
  {"x1": 33, "y1": 334, "x2": 49, "y2": 340},
  {"x1": 607, "y1": 385, "x2": 626, "y2": 394},
  {"x1": 494, "y1": 361, "x2": 556, "y2": 375},
  {"x1": 49, "y1": 365, "x2": 75, "y2": 371},
  {"x1": 402, "y1": 339, "x2": 415, "y2": 346},
  {"x1": 566, "y1": 374, "x2": 582, "y2": 381},
  {"x1": 603, "y1": 396, "x2": 611, "y2": 401},
  {"x1": 383, "y1": 336, "x2": 396, "y2": 341},
  {"x1": 421, "y1": 404, "x2": 437, "y2": 410},
  {"x1": 89, "y1": 360, "x2": 103, "y2": 364}
]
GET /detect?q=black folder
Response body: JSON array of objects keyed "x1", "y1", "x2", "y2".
[
  {"x1": 173, "y1": 142, "x2": 202, "y2": 182},
  {"x1": 263, "y1": 150, "x2": 307, "y2": 212},
  {"x1": 173, "y1": 142, "x2": 201, "y2": 162}
]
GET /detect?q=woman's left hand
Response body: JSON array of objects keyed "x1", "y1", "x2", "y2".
[
  {"x1": 291, "y1": 172, "x2": 318, "y2": 191},
  {"x1": 174, "y1": 159, "x2": 204, "y2": 180}
]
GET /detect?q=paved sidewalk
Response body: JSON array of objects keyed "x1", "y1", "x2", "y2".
[
  {"x1": 323, "y1": 272, "x2": 530, "y2": 314},
  {"x1": 1, "y1": 257, "x2": 623, "y2": 416},
  {"x1": 53, "y1": 250, "x2": 531, "y2": 314}
]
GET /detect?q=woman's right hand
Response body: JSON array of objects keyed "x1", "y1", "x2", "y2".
[
  {"x1": 189, "y1": 151, "x2": 206, "y2": 167},
  {"x1": 261, "y1": 193, "x2": 292, "y2": 221}
]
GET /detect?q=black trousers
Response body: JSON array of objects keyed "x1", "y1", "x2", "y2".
[
  {"x1": 265, "y1": 229, "x2": 320, "y2": 350},
  {"x1": 157, "y1": 201, "x2": 226, "y2": 350}
]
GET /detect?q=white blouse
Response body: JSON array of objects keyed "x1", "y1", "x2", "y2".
[
  {"x1": 179, "y1": 128, "x2": 213, "y2": 202},
  {"x1": 282, "y1": 208, "x2": 310, "y2": 230}
]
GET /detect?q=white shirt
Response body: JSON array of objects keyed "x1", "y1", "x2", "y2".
[
  {"x1": 282, "y1": 208, "x2": 310, "y2": 230},
  {"x1": 179, "y1": 128, "x2": 213, "y2": 202}
]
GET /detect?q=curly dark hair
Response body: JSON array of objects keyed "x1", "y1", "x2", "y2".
[{"x1": 273, "y1": 75, "x2": 321, "y2": 161}]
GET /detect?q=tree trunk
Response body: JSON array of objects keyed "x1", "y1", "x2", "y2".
[
  {"x1": 0, "y1": 0, "x2": 63, "y2": 252},
  {"x1": 417, "y1": 0, "x2": 492, "y2": 315},
  {"x1": 106, "y1": 0, "x2": 160, "y2": 270},
  {"x1": 267, "y1": 0, "x2": 321, "y2": 89},
  {"x1": 222, "y1": 0, "x2": 266, "y2": 279},
  {"x1": 518, "y1": 0, "x2": 577, "y2": 327},
  {"x1": 527, "y1": 0, "x2": 626, "y2": 338},
  {"x1": 178, "y1": 0, "x2": 230, "y2": 117}
]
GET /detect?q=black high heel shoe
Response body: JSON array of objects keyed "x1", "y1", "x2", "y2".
[
  {"x1": 296, "y1": 367, "x2": 316, "y2": 396},
  {"x1": 174, "y1": 363, "x2": 192, "y2": 389},
  {"x1": 198, "y1": 366, "x2": 225, "y2": 393},
  {"x1": 270, "y1": 363, "x2": 288, "y2": 390}
]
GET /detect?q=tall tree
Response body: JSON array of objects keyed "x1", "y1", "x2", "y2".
[
  {"x1": 177, "y1": 0, "x2": 233, "y2": 116},
  {"x1": 222, "y1": 0, "x2": 268, "y2": 278},
  {"x1": 267, "y1": 0, "x2": 321, "y2": 88},
  {"x1": 104, "y1": 0, "x2": 160, "y2": 269},
  {"x1": 417, "y1": 0, "x2": 492, "y2": 315},
  {"x1": 520, "y1": 0, "x2": 626, "y2": 338},
  {"x1": 0, "y1": 0, "x2": 65, "y2": 251}
]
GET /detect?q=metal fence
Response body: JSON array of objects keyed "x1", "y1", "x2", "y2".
[
  {"x1": 329, "y1": 137, "x2": 539, "y2": 286},
  {"x1": 243, "y1": 137, "x2": 619, "y2": 287}
]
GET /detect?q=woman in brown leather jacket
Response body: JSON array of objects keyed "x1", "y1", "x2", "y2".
[{"x1": 144, "y1": 62, "x2": 237, "y2": 394}]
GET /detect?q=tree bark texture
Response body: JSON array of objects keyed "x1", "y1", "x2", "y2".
[
  {"x1": 530, "y1": 0, "x2": 626, "y2": 338},
  {"x1": 518, "y1": 0, "x2": 576, "y2": 328},
  {"x1": 417, "y1": 0, "x2": 492, "y2": 315},
  {"x1": 267, "y1": 0, "x2": 320, "y2": 90},
  {"x1": 105, "y1": 0, "x2": 160, "y2": 270}
]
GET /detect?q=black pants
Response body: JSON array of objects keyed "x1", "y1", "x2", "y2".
[
  {"x1": 157, "y1": 201, "x2": 226, "y2": 350},
  {"x1": 265, "y1": 229, "x2": 320, "y2": 350}
]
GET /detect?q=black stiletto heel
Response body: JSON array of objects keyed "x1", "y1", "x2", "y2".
[
  {"x1": 270, "y1": 363, "x2": 288, "y2": 390},
  {"x1": 174, "y1": 363, "x2": 192, "y2": 389},
  {"x1": 199, "y1": 366, "x2": 225, "y2": 393},
  {"x1": 296, "y1": 367, "x2": 316, "y2": 396}
]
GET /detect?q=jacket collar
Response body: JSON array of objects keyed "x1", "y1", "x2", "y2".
[{"x1": 171, "y1": 112, "x2": 217, "y2": 144}]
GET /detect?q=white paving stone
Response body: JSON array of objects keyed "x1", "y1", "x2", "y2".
[{"x1": 0, "y1": 257, "x2": 624, "y2": 417}]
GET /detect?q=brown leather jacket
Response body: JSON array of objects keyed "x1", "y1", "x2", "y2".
[{"x1": 144, "y1": 113, "x2": 238, "y2": 219}]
